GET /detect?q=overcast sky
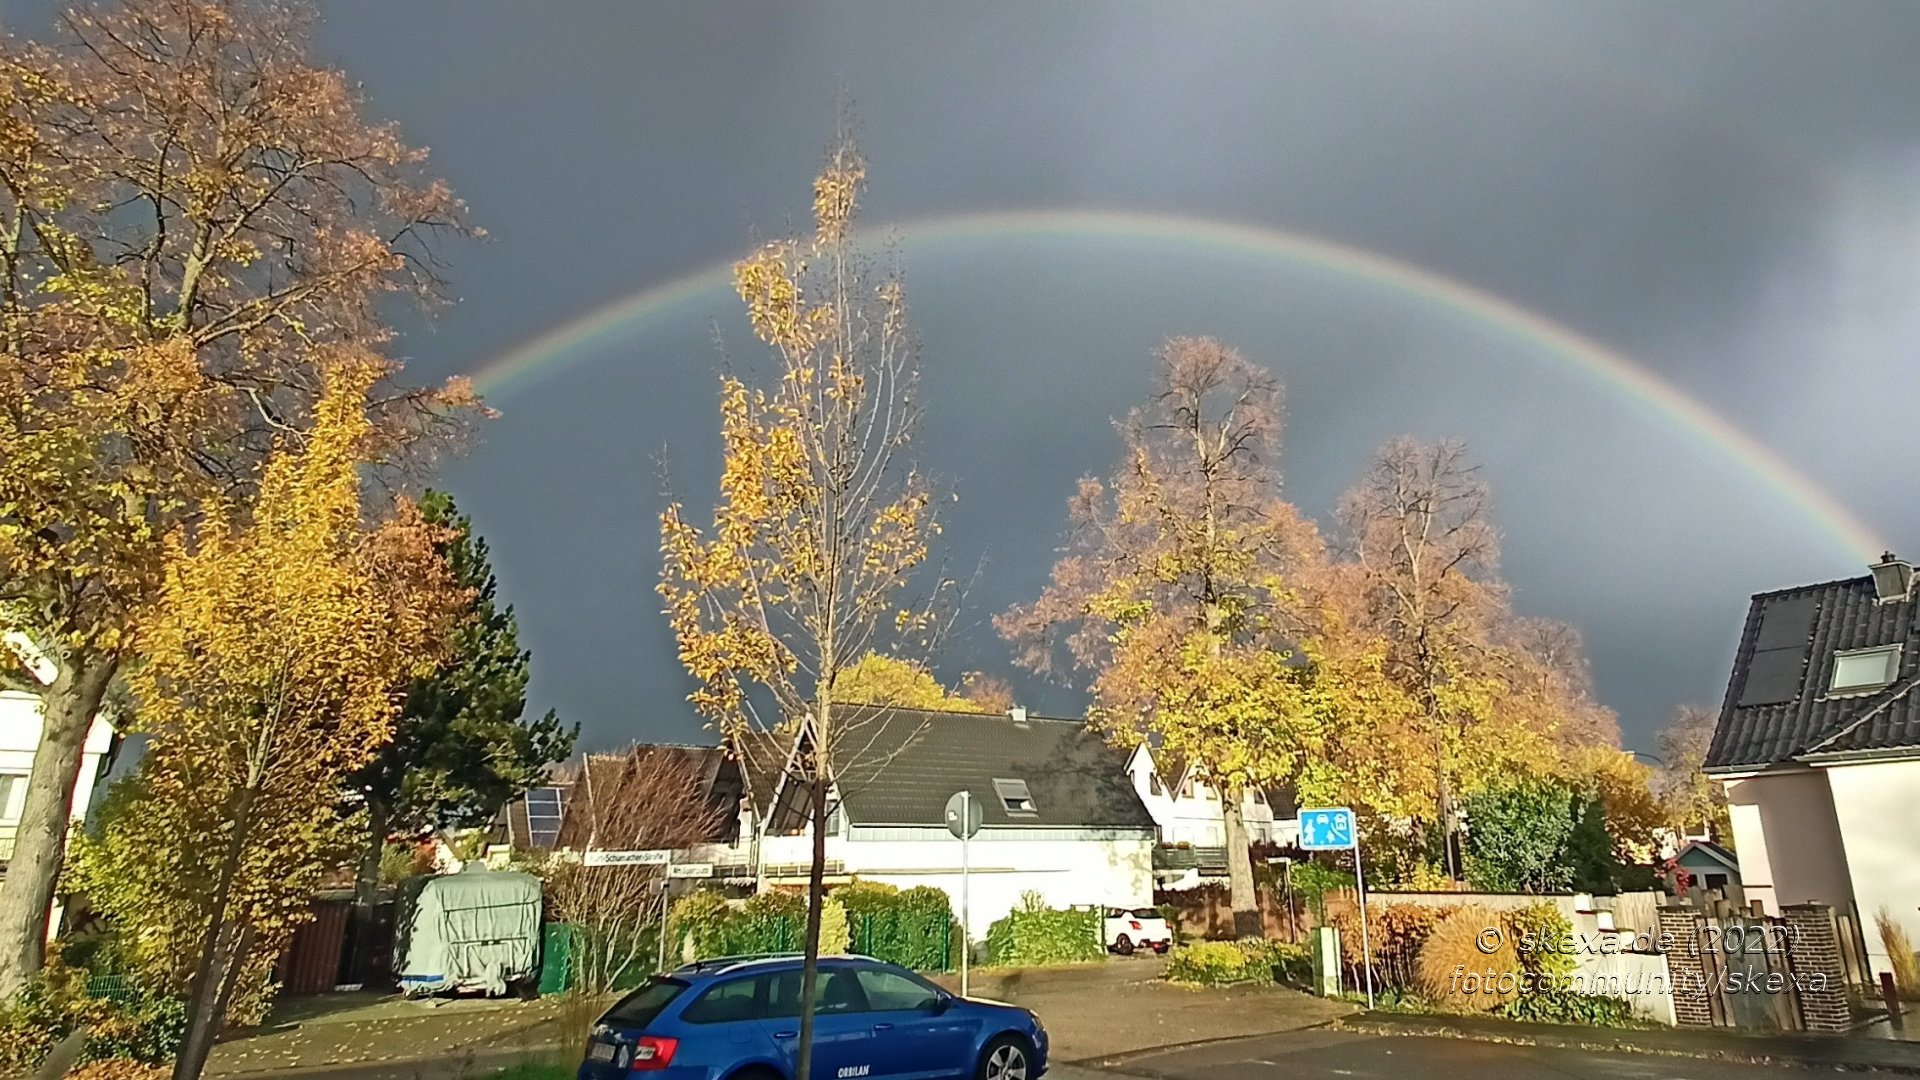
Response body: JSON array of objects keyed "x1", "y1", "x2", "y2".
[{"x1": 12, "y1": 0, "x2": 1920, "y2": 753}]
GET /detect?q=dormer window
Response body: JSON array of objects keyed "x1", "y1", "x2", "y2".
[
  {"x1": 1830, "y1": 645, "x2": 1900, "y2": 695},
  {"x1": 993, "y1": 778, "x2": 1036, "y2": 816}
]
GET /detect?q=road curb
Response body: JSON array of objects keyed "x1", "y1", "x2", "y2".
[{"x1": 1338, "y1": 1015, "x2": 1920, "y2": 1075}]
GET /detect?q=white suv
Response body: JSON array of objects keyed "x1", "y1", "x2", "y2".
[{"x1": 1103, "y1": 907, "x2": 1172, "y2": 955}]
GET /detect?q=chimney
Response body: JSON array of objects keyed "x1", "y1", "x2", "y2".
[
  {"x1": 1870, "y1": 552, "x2": 1913, "y2": 604},
  {"x1": 1008, "y1": 705, "x2": 1028, "y2": 726}
]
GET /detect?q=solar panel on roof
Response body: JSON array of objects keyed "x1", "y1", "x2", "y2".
[
  {"x1": 1754, "y1": 595, "x2": 1818, "y2": 651},
  {"x1": 524, "y1": 786, "x2": 566, "y2": 848},
  {"x1": 1738, "y1": 595, "x2": 1820, "y2": 707}
]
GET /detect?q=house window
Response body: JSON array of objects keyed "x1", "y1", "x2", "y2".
[
  {"x1": 523, "y1": 786, "x2": 566, "y2": 848},
  {"x1": 1704, "y1": 873, "x2": 1729, "y2": 890},
  {"x1": 1830, "y1": 645, "x2": 1900, "y2": 695},
  {"x1": 1251, "y1": 789, "x2": 1267, "y2": 806},
  {"x1": 825, "y1": 801, "x2": 844, "y2": 837},
  {"x1": 1149, "y1": 772, "x2": 1163, "y2": 797},
  {"x1": 0, "y1": 774, "x2": 25, "y2": 822},
  {"x1": 993, "y1": 778, "x2": 1037, "y2": 816}
]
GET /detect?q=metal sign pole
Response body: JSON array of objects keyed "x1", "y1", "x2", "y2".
[
  {"x1": 658, "y1": 851, "x2": 674, "y2": 974},
  {"x1": 1353, "y1": 836, "x2": 1374, "y2": 1010},
  {"x1": 960, "y1": 790, "x2": 971, "y2": 999}
]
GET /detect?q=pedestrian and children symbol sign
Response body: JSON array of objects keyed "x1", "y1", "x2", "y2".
[
  {"x1": 1298, "y1": 807, "x2": 1354, "y2": 850},
  {"x1": 1295, "y1": 806, "x2": 1373, "y2": 1009}
]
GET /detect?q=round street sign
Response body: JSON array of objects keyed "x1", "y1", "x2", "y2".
[{"x1": 944, "y1": 791, "x2": 983, "y2": 839}]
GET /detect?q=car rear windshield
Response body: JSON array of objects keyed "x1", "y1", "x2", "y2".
[
  {"x1": 601, "y1": 978, "x2": 687, "y2": 1029},
  {"x1": 1131, "y1": 908, "x2": 1162, "y2": 919}
]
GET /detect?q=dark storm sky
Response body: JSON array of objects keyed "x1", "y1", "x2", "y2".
[{"x1": 12, "y1": 1, "x2": 1920, "y2": 752}]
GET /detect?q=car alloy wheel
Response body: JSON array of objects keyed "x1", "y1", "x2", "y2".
[{"x1": 985, "y1": 1042, "x2": 1029, "y2": 1080}]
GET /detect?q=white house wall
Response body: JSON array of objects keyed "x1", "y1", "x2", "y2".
[
  {"x1": 756, "y1": 827, "x2": 1154, "y2": 942},
  {"x1": 1126, "y1": 750, "x2": 1282, "y2": 845},
  {"x1": 1821, "y1": 758, "x2": 1920, "y2": 978},
  {"x1": 0, "y1": 690, "x2": 115, "y2": 830},
  {"x1": 1722, "y1": 771, "x2": 1856, "y2": 916}
]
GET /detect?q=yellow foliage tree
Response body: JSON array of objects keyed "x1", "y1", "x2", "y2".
[
  {"x1": 0, "y1": 0, "x2": 474, "y2": 992},
  {"x1": 73, "y1": 362, "x2": 460, "y2": 1080},
  {"x1": 659, "y1": 130, "x2": 946, "y2": 1080},
  {"x1": 1001, "y1": 339, "x2": 1330, "y2": 937}
]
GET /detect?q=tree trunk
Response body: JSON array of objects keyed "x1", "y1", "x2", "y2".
[
  {"x1": 0, "y1": 653, "x2": 115, "y2": 998},
  {"x1": 794, "y1": 773, "x2": 828, "y2": 1080},
  {"x1": 346, "y1": 794, "x2": 390, "y2": 989},
  {"x1": 1220, "y1": 788, "x2": 1262, "y2": 939},
  {"x1": 173, "y1": 785, "x2": 260, "y2": 1080}
]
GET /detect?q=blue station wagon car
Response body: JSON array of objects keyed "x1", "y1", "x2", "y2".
[{"x1": 577, "y1": 954, "x2": 1047, "y2": 1080}]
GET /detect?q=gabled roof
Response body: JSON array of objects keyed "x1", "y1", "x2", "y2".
[
  {"x1": 1673, "y1": 839, "x2": 1740, "y2": 874},
  {"x1": 824, "y1": 706, "x2": 1155, "y2": 830},
  {"x1": 1707, "y1": 572, "x2": 1920, "y2": 772}
]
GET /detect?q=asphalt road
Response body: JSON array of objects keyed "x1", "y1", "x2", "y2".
[{"x1": 1067, "y1": 1029, "x2": 1901, "y2": 1080}]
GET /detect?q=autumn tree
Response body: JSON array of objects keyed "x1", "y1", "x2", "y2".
[
  {"x1": 1337, "y1": 438, "x2": 1559, "y2": 878},
  {"x1": 0, "y1": 0, "x2": 471, "y2": 993},
  {"x1": 836, "y1": 652, "x2": 969, "y2": 710},
  {"x1": 1654, "y1": 704, "x2": 1730, "y2": 842},
  {"x1": 68, "y1": 363, "x2": 460, "y2": 1080},
  {"x1": 659, "y1": 131, "x2": 946, "y2": 1080},
  {"x1": 347, "y1": 492, "x2": 576, "y2": 907},
  {"x1": 957, "y1": 671, "x2": 1017, "y2": 713},
  {"x1": 1001, "y1": 338, "x2": 1323, "y2": 937}
]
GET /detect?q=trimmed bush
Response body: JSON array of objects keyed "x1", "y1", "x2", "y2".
[
  {"x1": 838, "y1": 883, "x2": 956, "y2": 971},
  {"x1": 1165, "y1": 939, "x2": 1298, "y2": 987},
  {"x1": 670, "y1": 889, "x2": 849, "y2": 962},
  {"x1": 984, "y1": 893, "x2": 1103, "y2": 967}
]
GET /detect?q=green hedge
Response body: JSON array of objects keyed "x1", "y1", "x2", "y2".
[
  {"x1": 984, "y1": 894, "x2": 1103, "y2": 967},
  {"x1": 0, "y1": 962, "x2": 185, "y2": 1074},
  {"x1": 844, "y1": 884, "x2": 955, "y2": 972}
]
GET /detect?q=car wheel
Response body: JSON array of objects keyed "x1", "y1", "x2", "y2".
[
  {"x1": 977, "y1": 1034, "x2": 1034, "y2": 1080},
  {"x1": 1113, "y1": 934, "x2": 1134, "y2": 956}
]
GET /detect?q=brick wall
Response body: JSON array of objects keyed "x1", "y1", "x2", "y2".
[
  {"x1": 1657, "y1": 905, "x2": 1714, "y2": 1027},
  {"x1": 1781, "y1": 903, "x2": 1851, "y2": 1033}
]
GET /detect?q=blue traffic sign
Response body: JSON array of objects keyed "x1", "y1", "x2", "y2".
[{"x1": 1298, "y1": 807, "x2": 1356, "y2": 850}]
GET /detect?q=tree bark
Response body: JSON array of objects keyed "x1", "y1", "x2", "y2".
[
  {"x1": 346, "y1": 794, "x2": 390, "y2": 988},
  {"x1": 0, "y1": 653, "x2": 115, "y2": 998},
  {"x1": 794, "y1": 768, "x2": 828, "y2": 1080},
  {"x1": 172, "y1": 784, "x2": 260, "y2": 1080},
  {"x1": 1220, "y1": 787, "x2": 1262, "y2": 939}
]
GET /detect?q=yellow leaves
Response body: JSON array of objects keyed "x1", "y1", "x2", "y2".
[{"x1": 811, "y1": 141, "x2": 866, "y2": 244}]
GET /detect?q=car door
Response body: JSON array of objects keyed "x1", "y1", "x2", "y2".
[
  {"x1": 673, "y1": 974, "x2": 769, "y2": 1070},
  {"x1": 851, "y1": 965, "x2": 975, "y2": 1080},
  {"x1": 757, "y1": 966, "x2": 877, "y2": 1078}
]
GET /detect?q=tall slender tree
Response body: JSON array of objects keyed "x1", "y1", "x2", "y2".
[
  {"x1": 1001, "y1": 338, "x2": 1322, "y2": 937},
  {"x1": 0, "y1": 0, "x2": 471, "y2": 993},
  {"x1": 659, "y1": 130, "x2": 946, "y2": 1080}
]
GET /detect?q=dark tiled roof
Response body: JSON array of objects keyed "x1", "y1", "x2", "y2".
[
  {"x1": 831, "y1": 706, "x2": 1155, "y2": 830},
  {"x1": 1707, "y1": 574, "x2": 1920, "y2": 771}
]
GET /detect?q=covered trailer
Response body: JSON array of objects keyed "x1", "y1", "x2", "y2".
[{"x1": 394, "y1": 869, "x2": 543, "y2": 996}]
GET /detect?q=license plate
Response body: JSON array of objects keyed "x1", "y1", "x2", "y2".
[{"x1": 589, "y1": 1042, "x2": 616, "y2": 1062}]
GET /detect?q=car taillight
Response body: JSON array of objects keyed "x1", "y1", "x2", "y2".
[
  {"x1": 1129, "y1": 920, "x2": 1142, "y2": 930},
  {"x1": 628, "y1": 1036, "x2": 678, "y2": 1071}
]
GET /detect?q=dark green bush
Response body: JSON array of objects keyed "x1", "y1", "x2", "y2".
[
  {"x1": 983, "y1": 893, "x2": 1103, "y2": 967},
  {"x1": 1497, "y1": 988, "x2": 1637, "y2": 1027},
  {"x1": 840, "y1": 883, "x2": 955, "y2": 971}
]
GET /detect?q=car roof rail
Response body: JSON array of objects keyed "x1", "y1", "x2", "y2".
[{"x1": 671, "y1": 952, "x2": 887, "y2": 976}]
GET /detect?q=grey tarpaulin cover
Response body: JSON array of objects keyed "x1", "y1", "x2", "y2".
[{"x1": 395, "y1": 869, "x2": 543, "y2": 996}]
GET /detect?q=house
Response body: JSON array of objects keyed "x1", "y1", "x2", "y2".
[
  {"x1": 1705, "y1": 552, "x2": 1920, "y2": 979},
  {"x1": 741, "y1": 706, "x2": 1158, "y2": 942},
  {"x1": 1123, "y1": 741, "x2": 1297, "y2": 848},
  {"x1": 1, "y1": 633, "x2": 118, "y2": 870},
  {"x1": 1667, "y1": 839, "x2": 1744, "y2": 908}
]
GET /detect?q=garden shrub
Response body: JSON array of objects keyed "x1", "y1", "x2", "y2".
[
  {"x1": 670, "y1": 889, "x2": 849, "y2": 961},
  {"x1": 1497, "y1": 988, "x2": 1636, "y2": 1027},
  {"x1": 64, "y1": 1061, "x2": 172, "y2": 1080},
  {"x1": 1414, "y1": 905, "x2": 1521, "y2": 1012},
  {"x1": 1330, "y1": 903, "x2": 1440, "y2": 992},
  {"x1": 838, "y1": 883, "x2": 955, "y2": 971},
  {"x1": 0, "y1": 956, "x2": 186, "y2": 1074},
  {"x1": 984, "y1": 892, "x2": 1103, "y2": 967},
  {"x1": 1288, "y1": 862, "x2": 1355, "y2": 920},
  {"x1": 1165, "y1": 938, "x2": 1296, "y2": 987}
]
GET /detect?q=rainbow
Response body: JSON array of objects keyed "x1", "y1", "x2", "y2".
[{"x1": 469, "y1": 209, "x2": 1884, "y2": 560}]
